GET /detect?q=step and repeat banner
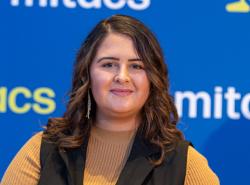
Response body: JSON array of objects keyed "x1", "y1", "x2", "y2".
[{"x1": 1, "y1": 0, "x2": 250, "y2": 184}]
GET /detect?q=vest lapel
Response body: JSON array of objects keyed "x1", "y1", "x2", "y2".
[
  {"x1": 59, "y1": 137, "x2": 88, "y2": 185},
  {"x1": 116, "y1": 132, "x2": 160, "y2": 185},
  {"x1": 58, "y1": 131, "x2": 160, "y2": 185}
]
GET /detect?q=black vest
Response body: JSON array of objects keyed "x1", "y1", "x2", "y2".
[{"x1": 37, "y1": 132, "x2": 191, "y2": 185}]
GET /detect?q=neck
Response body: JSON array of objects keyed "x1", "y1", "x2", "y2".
[{"x1": 94, "y1": 109, "x2": 141, "y2": 131}]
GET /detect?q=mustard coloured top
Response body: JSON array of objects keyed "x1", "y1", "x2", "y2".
[{"x1": 1, "y1": 127, "x2": 220, "y2": 185}]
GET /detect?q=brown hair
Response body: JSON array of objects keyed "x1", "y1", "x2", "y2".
[{"x1": 43, "y1": 14, "x2": 184, "y2": 165}]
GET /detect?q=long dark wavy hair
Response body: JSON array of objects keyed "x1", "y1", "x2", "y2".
[{"x1": 43, "y1": 14, "x2": 184, "y2": 165}]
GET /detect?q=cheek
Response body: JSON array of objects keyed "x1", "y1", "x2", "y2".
[
  {"x1": 90, "y1": 69, "x2": 111, "y2": 98},
  {"x1": 134, "y1": 74, "x2": 150, "y2": 97},
  {"x1": 91, "y1": 76, "x2": 103, "y2": 92}
]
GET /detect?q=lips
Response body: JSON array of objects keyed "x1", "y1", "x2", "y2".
[{"x1": 110, "y1": 88, "x2": 133, "y2": 96}]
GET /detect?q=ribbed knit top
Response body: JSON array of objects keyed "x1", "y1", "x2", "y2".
[
  {"x1": 1, "y1": 127, "x2": 220, "y2": 185},
  {"x1": 84, "y1": 126, "x2": 136, "y2": 185}
]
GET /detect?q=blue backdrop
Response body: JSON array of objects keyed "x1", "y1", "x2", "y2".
[{"x1": 1, "y1": 1, "x2": 250, "y2": 184}]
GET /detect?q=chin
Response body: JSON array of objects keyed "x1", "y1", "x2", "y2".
[{"x1": 109, "y1": 107, "x2": 135, "y2": 114}]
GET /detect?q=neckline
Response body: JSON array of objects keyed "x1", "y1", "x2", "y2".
[{"x1": 90, "y1": 125, "x2": 137, "y2": 144}]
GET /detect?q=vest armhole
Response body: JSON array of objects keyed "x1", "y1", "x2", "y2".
[
  {"x1": 176, "y1": 140, "x2": 193, "y2": 185},
  {"x1": 40, "y1": 133, "x2": 57, "y2": 170}
]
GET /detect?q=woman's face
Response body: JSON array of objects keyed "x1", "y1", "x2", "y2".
[{"x1": 90, "y1": 33, "x2": 150, "y2": 118}]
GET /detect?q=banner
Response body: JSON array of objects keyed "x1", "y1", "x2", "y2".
[{"x1": 1, "y1": 1, "x2": 250, "y2": 184}]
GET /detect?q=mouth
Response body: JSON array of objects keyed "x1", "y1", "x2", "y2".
[{"x1": 110, "y1": 89, "x2": 134, "y2": 96}]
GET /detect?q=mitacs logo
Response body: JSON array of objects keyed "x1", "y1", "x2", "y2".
[
  {"x1": 174, "y1": 86, "x2": 250, "y2": 120},
  {"x1": 10, "y1": 0, "x2": 151, "y2": 10},
  {"x1": 226, "y1": 0, "x2": 250, "y2": 13},
  {"x1": 0, "y1": 86, "x2": 56, "y2": 115}
]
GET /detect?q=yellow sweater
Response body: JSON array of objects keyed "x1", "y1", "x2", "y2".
[{"x1": 1, "y1": 127, "x2": 220, "y2": 185}]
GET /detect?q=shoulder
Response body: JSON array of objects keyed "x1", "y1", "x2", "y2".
[
  {"x1": 26, "y1": 131, "x2": 43, "y2": 148},
  {"x1": 1, "y1": 131, "x2": 43, "y2": 185},
  {"x1": 185, "y1": 146, "x2": 220, "y2": 185},
  {"x1": 13, "y1": 131, "x2": 43, "y2": 161},
  {"x1": 5, "y1": 131, "x2": 43, "y2": 171}
]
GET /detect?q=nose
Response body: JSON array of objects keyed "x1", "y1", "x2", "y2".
[{"x1": 114, "y1": 65, "x2": 130, "y2": 83}]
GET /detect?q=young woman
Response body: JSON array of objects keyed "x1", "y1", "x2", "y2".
[{"x1": 1, "y1": 14, "x2": 220, "y2": 185}]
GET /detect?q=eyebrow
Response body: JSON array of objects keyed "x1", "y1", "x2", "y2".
[{"x1": 96, "y1": 57, "x2": 142, "y2": 63}]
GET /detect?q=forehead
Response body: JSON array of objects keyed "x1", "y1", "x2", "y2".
[{"x1": 95, "y1": 33, "x2": 139, "y2": 58}]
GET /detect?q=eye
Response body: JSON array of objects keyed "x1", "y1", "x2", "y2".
[
  {"x1": 131, "y1": 63, "x2": 144, "y2": 70},
  {"x1": 101, "y1": 62, "x2": 113, "y2": 68}
]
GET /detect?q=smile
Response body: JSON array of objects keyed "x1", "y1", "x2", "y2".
[{"x1": 110, "y1": 89, "x2": 133, "y2": 96}]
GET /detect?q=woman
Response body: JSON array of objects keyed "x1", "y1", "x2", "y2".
[{"x1": 1, "y1": 14, "x2": 220, "y2": 185}]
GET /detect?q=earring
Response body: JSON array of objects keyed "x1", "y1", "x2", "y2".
[{"x1": 86, "y1": 90, "x2": 91, "y2": 119}]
